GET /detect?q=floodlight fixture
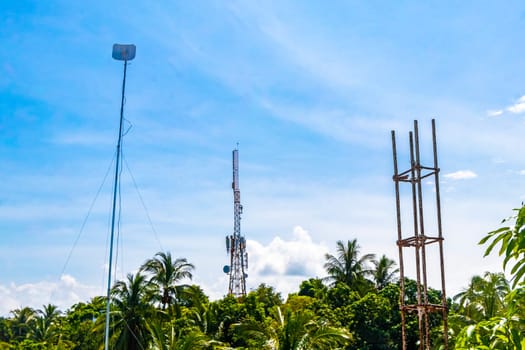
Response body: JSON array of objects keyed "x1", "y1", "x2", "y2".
[{"x1": 112, "y1": 43, "x2": 136, "y2": 61}]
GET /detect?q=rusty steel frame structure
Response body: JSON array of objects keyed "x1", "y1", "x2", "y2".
[{"x1": 391, "y1": 119, "x2": 448, "y2": 350}]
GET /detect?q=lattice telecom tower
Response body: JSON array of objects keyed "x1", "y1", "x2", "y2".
[
  {"x1": 224, "y1": 149, "x2": 248, "y2": 297},
  {"x1": 391, "y1": 120, "x2": 449, "y2": 350}
]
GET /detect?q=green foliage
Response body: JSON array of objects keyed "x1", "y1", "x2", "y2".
[
  {"x1": 234, "y1": 306, "x2": 351, "y2": 350},
  {"x1": 479, "y1": 204, "x2": 525, "y2": 288},
  {"x1": 452, "y1": 285, "x2": 525, "y2": 349},
  {"x1": 147, "y1": 317, "x2": 212, "y2": 350},
  {"x1": 284, "y1": 295, "x2": 316, "y2": 313},
  {"x1": 449, "y1": 206, "x2": 525, "y2": 349},
  {"x1": 371, "y1": 255, "x2": 399, "y2": 290},
  {"x1": 275, "y1": 308, "x2": 350, "y2": 350},
  {"x1": 0, "y1": 317, "x2": 12, "y2": 343},
  {"x1": 454, "y1": 316, "x2": 525, "y2": 349},
  {"x1": 250, "y1": 283, "x2": 283, "y2": 316},
  {"x1": 450, "y1": 204, "x2": 525, "y2": 349},
  {"x1": 206, "y1": 294, "x2": 248, "y2": 345},
  {"x1": 104, "y1": 272, "x2": 155, "y2": 350},
  {"x1": 324, "y1": 239, "x2": 375, "y2": 295},
  {"x1": 61, "y1": 297, "x2": 105, "y2": 349},
  {"x1": 9, "y1": 307, "x2": 36, "y2": 342},
  {"x1": 29, "y1": 304, "x2": 61, "y2": 345},
  {"x1": 140, "y1": 251, "x2": 195, "y2": 313},
  {"x1": 0, "y1": 247, "x2": 432, "y2": 349},
  {"x1": 345, "y1": 292, "x2": 396, "y2": 349},
  {"x1": 298, "y1": 278, "x2": 327, "y2": 299},
  {"x1": 326, "y1": 282, "x2": 360, "y2": 310},
  {"x1": 454, "y1": 272, "x2": 510, "y2": 323}
]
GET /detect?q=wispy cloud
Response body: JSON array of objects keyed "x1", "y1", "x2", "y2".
[
  {"x1": 507, "y1": 96, "x2": 525, "y2": 114},
  {"x1": 444, "y1": 170, "x2": 478, "y2": 180},
  {"x1": 257, "y1": 98, "x2": 395, "y2": 147},
  {"x1": 487, "y1": 109, "x2": 503, "y2": 117},
  {"x1": 488, "y1": 95, "x2": 525, "y2": 117}
]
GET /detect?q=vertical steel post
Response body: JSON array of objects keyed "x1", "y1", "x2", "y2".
[
  {"x1": 432, "y1": 119, "x2": 449, "y2": 348},
  {"x1": 414, "y1": 121, "x2": 431, "y2": 348},
  {"x1": 104, "y1": 59, "x2": 127, "y2": 350},
  {"x1": 409, "y1": 131, "x2": 424, "y2": 350},
  {"x1": 391, "y1": 131, "x2": 407, "y2": 349}
]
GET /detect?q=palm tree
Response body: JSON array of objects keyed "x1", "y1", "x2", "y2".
[
  {"x1": 235, "y1": 307, "x2": 351, "y2": 350},
  {"x1": 276, "y1": 308, "x2": 350, "y2": 350},
  {"x1": 147, "y1": 318, "x2": 212, "y2": 350},
  {"x1": 454, "y1": 276, "x2": 523, "y2": 348},
  {"x1": 29, "y1": 304, "x2": 61, "y2": 344},
  {"x1": 106, "y1": 272, "x2": 154, "y2": 350},
  {"x1": 140, "y1": 252, "x2": 195, "y2": 312},
  {"x1": 324, "y1": 239, "x2": 375, "y2": 290},
  {"x1": 9, "y1": 307, "x2": 36, "y2": 342},
  {"x1": 371, "y1": 255, "x2": 399, "y2": 290},
  {"x1": 454, "y1": 271, "x2": 509, "y2": 322},
  {"x1": 176, "y1": 285, "x2": 212, "y2": 334}
]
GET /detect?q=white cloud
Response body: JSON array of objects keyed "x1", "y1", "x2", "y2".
[
  {"x1": 0, "y1": 275, "x2": 102, "y2": 316},
  {"x1": 507, "y1": 95, "x2": 525, "y2": 114},
  {"x1": 246, "y1": 226, "x2": 328, "y2": 296},
  {"x1": 443, "y1": 170, "x2": 478, "y2": 180},
  {"x1": 486, "y1": 95, "x2": 525, "y2": 117},
  {"x1": 519, "y1": 170, "x2": 525, "y2": 176},
  {"x1": 487, "y1": 109, "x2": 503, "y2": 117}
]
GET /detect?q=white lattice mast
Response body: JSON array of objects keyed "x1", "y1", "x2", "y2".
[{"x1": 224, "y1": 148, "x2": 248, "y2": 297}]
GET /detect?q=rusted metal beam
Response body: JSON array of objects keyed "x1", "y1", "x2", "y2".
[{"x1": 391, "y1": 119, "x2": 449, "y2": 350}]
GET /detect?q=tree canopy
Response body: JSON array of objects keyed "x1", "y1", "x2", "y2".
[{"x1": 2, "y1": 223, "x2": 524, "y2": 350}]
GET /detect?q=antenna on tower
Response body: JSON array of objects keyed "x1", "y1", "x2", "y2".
[{"x1": 223, "y1": 148, "x2": 248, "y2": 297}]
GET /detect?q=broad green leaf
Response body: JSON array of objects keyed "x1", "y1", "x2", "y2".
[
  {"x1": 504, "y1": 237, "x2": 517, "y2": 257},
  {"x1": 511, "y1": 329, "x2": 521, "y2": 350},
  {"x1": 482, "y1": 232, "x2": 509, "y2": 257},
  {"x1": 510, "y1": 259, "x2": 525, "y2": 274},
  {"x1": 511, "y1": 262, "x2": 525, "y2": 288},
  {"x1": 518, "y1": 237, "x2": 525, "y2": 250},
  {"x1": 498, "y1": 234, "x2": 512, "y2": 256},
  {"x1": 502, "y1": 254, "x2": 515, "y2": 270},
  {"x1": 515, "y1": 206, "x2": 525, "y2": 227},
  {"x1": 479, "y1": 227, "x2": 509, "y2": 244}
]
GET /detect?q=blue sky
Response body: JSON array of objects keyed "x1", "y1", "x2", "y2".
[{"x1": 2, "y1": 0, "x2": 525, "y2": 314}]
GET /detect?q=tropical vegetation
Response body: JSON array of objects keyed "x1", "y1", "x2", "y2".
[{"x1": 1, "y1": 204, "x2": 525, "y2": 349}]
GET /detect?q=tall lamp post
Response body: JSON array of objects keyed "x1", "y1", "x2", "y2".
[{"x1": 104, "y1": 43, "x2": 136, "y2": 350}]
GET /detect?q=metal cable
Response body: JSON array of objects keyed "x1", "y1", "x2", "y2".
[
  {"x1": 49, "y1": 151, "x2": 116, "y2": 304},
  {"x1": 123, "y1": 156, "x2": 165, "y2": 252}
]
